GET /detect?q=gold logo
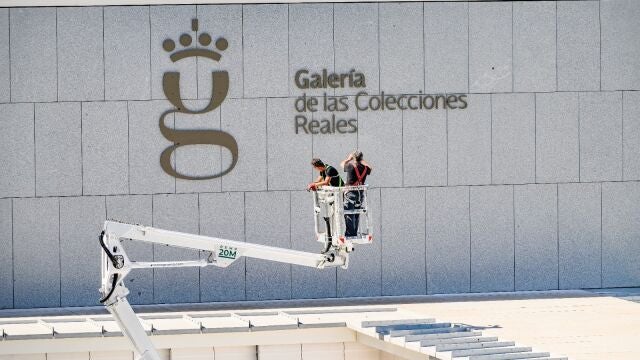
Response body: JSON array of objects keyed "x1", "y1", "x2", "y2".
[{"x1": 159, "y1": 19, "x2": 238, "y2": 180}]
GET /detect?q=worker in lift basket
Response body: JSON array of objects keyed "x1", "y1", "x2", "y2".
[
  {"x1": 307, "y1": 158, "x2": 344, "y2": 191},
  {"x1": 340, "y1": 151, "x2": 372, "y2": 238}
]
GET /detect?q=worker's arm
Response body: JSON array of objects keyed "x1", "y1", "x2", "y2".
[
  {"x1": 340, "y1": 153, "x2": 354, "y2": 169},
  {"x1": 308, "y1": 175, "x2": 326, "y2": 190},
  {"x1": 317, "y1": 176, "x2": 331, "y2": 187},
  {"x1": 360, "y1": 159, "x2": 373, "y2": 172},
  {"x1": 309, "y1": 176, "x2": 331, "y2": 190}
]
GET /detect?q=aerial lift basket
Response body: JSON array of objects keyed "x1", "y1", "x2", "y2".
[{"x1": 312, "y1": 185, "x2": 373, "y2": 253}]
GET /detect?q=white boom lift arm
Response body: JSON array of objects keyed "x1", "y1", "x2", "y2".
[{"x1": 98, "y1": 186, "x2": 373, "y2": 360}]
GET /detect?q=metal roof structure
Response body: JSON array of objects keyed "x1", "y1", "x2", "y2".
[{"x1": 0, "y1": 306, "x2": 568, "y2": 359}]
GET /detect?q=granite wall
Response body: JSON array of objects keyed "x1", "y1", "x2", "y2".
[{"x1": 1, "y1": 0, "x2": 640, "y2": 309}]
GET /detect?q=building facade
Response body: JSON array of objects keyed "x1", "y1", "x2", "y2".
[{"x1": 1, "y1": 0, "x2": 639, "y2": 309}]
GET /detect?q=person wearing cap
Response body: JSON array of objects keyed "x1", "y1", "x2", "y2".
[
  {"x1": 307, "y1": 158, "x2": 344, "y2": 191},
  {"x1": 340, "y1": 151, "x2": 372, "y2": 237}
]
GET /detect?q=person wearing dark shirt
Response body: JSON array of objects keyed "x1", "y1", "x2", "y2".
[
  {"x1": 340, "y1": 151, "x2": 372, "y2": 237},
  {"x1": 308, "y1": 158, "x2": 344, "y2": 253},
  {"x1": 307, "y1": 158, "x2": 344, "y2": 191}
]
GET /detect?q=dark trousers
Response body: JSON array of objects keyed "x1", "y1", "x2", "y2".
[{"x1": 344, "y1": 191, "x2": 363, "y2": 237}]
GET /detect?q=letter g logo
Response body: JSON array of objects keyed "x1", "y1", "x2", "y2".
[{"x1": 159, "y1": 19, "x2": 238, "y2": 180}]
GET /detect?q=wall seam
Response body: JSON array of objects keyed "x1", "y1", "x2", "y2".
[
  {"x1": 578, "y1": 92, "x2": 581, "y2": 182},
  {"x1": 197, "y1": 192, "x2": 201, "y2": 302},
  {"x1": 356, "y1": 103, "x2": 359, "y2": 150},
  {"x1": 534, "y1": 93, "x2": 537, "y2": 183},
  {"x1": 103, "y1": 196, "x2": 108, "y2": 306},
  {"x1": 220, "y1": 102, "x2": 224, "y2": 191},
  {"x1": 446, "y1": 105, "x2": 449, "y2": 186},
  {"x1": 310, "y1": 98, "x2": 314, "y2": 161},
  {"x1": 555, "y1": 1, "x2": 558, "y2": 92},
  {"x1": 468, "y1": 186, "x2": 471, "y2": 292},
  {"x1": 330, "y1": 5, "x2": 336, "y2": 98},
  {"x1": 599, "y1": 182, "x2": 603, "y2": 288},
  {"x1": 80, "y1": 102, "x2": 84, "y2": 195},
  {"x1": 265, "y1": 99, "x2": 269, "y2": 190},
  {"x1": 598, "y1": 0, "x2": 602, "y2": 91},
  {"x1": 126, "y1": 101, "x2": 131, "y2": 194},
  {"x1": 33, "y1": 103, "x2": 37, "y2": 196},
  {"x1": 512, "y1": 184, "x2": 516, "y2": 291},
  {"x1": 334, "y1": 241, "x2": 338, "y2": 297},
  {"x1": 556, "y1": 183, "x2": 560, "y2": 289},
  {"x1": 401, "y1": 110, "x2": 404, "y2": 187},
  {"x1": 379, "y1": 188, "x2": 383, "y2": 295},
  {"x1": 55, "y1": 8, "x2": 58, "y2": 102},
  {"x1": 102, "y1": 7, "x2": 105, "y2": 100},
  {"x1": 289, "y1": 191, "x2": 292, "y2": 300},
  {"x1": 377, "y1": 2, "x2": 380, "y2": 94},
  {"x1": 332, "y1": 2, "x2": 335, "y2": 74},
  {"x1": 241, "y1": 5, "x2": 245, "y2": 98},
  {"x1": 0, "y1": 88, "x2": 634, "y2": 106},
  {"x1": 422, "y1": 1, "x2": 425, "y2": 93},
  {"x1": 511, "y1": 1, "x2": 515, "y2": 92},
  {"x1": 151, "y1": 193, "x2": 155, "y2": 302},
  {"x1": 58, "y1": 197, "x2": 61, "y2": 306},
  {"x1": 621, "y1": 91, "x2": 624, "y2": 180},
  {"x1": 195, "y1": 5, "x2": 198, "y2": 100},
  {"x1": 7, "y1": 9, "x2": 11, "y2": 102},
  {"x1": 148, "y1": 6, "x2": 152, "y2": 99},
  {"x1": 11, "y1": 198, "x2": 14, "y2": 309},
  {"x1": 243, "y1": 191, "x2": 247, "y2": 301},
  {"x1": 286, "y1": 4, "x2": 290, "y2": 98},
  {"x1": 424, "y1": 187, "x2": 427, "y2": 294},
  {"x1": 467, "y1": 2, "x2": 470, "y2": 93},
  {"x1": 9, "y1": 179, "x2": 640, "y2": 200},
  {"x1": 490, "y1": 94, "x2": 493, "y2": 184},
  {"x1": 173, "y1": 113, "x2": 176, "y2": 193}
]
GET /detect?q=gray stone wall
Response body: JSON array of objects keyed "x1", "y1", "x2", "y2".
[{"x1": 1, "y1": 0, "x2": 639, "y2": 309}]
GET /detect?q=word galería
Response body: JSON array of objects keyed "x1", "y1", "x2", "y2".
[{"x1": 293, "y1": 69, "x2": 468, "y2": 135}]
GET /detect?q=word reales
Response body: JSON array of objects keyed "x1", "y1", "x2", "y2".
[
  {"x1": 295, "y1": 69, "x2": 366, "y2": 89},
  {"x1": 295, "y1": 114, "x2": 357, "y2": 135}
]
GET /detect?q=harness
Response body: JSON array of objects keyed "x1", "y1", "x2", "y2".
[
  {"x1": 351, "y1": 162, "x2": 368, "y2": 186},
  {"x1": 324, "y1": 165, "x2": 344, "y2": 187}
]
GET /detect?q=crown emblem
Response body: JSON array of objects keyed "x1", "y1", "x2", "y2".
[{"x1": 162, "y1": 19, "x2": 228, "y2": 63}]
